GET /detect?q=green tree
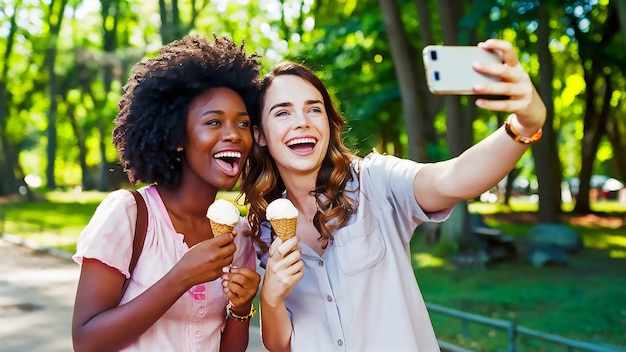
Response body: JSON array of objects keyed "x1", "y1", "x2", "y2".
[
  {"x1": 44, "y1": 0, "x2": 70, "y2": 189},
  {"x1": 569, "y1": 0, "x2": 625, "y2": 213},
  {"x1": 0, "y1": 1, "x2": 21, "y2": 195},
  {"x1": 379, "y1": 0, "x2": 428, "y2": 162},
  {"x1": 0, "y1": 0, "x2": 48, "y2": 197},
  {"x1": 1, "y1": 0, "x2": 622, "y2": 223}
]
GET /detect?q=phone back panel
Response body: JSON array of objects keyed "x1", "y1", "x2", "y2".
[{"x1": 422, "y1": 45, "x2": 503, "y2": 94}]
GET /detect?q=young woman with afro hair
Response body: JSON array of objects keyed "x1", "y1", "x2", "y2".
[{"x1": 72, "y1": 34, "x2": 262, "y2": 352}]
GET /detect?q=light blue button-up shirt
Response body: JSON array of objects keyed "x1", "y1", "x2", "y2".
[{"x1": 258, "y1": 153, "x2": 451, "y2": 351}]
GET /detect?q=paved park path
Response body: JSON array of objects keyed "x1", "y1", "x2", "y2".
[{"x1": 0, "y1": 235, "x2": 266, "y2": 352}]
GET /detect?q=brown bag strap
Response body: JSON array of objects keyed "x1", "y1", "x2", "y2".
[{"x1": 121, "y1": 189, "x2": 148, "y2": 297}]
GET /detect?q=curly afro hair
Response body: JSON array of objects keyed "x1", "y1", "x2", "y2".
[{"x1": 112, "y1": 34, "x2": 261, "y2": 188}]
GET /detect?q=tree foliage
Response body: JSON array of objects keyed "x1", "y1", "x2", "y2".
[{"x1": 0, "y1": 0, "x2": 623, "y2": 222}]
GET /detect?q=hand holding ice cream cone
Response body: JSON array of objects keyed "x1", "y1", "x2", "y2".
[
  {"x1": 260, "y1": 199, "x2": 304, "y2": 318},
  {"x1": 206, "y1": 199, "x2": 240, "y2": 237},
  {"x1": 266, "y1": 198, "x2": 298, "y2": 242}
]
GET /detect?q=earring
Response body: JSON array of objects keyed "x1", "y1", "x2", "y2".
[{"x1": 175, "y1": 146, "x2": 183, "y2": 162}]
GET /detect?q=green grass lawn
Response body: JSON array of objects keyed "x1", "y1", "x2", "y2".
[
  {"x1": 0, "y1": 190, "x2": 247, "y2": 253},
  {"x1": 0, "y1": 191, "x2": 107, "y2": 253},
  {"x1": 411, "y1": 229, "x2": 626, "y2": 350},
  {"x1": 1, "y1": 191, "x2": 625, "y2": 350}
]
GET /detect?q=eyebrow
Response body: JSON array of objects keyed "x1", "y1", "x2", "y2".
[
  {"x1": 306, "y1": 99, "x2": 323, "y2": 106},
  {"x1": 268, "y1": 102, "x2": 292, "y2": 114},
  {"x1": 201, "y1": 110, "x2": 249, "y2": 117},
  {"x1": 268, "y1": 99, "x2": 323, "y2": 114}
]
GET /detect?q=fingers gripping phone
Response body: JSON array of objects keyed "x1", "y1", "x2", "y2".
[{"x1": 422, "y1": 45, "x2": 503, "y2": 95}]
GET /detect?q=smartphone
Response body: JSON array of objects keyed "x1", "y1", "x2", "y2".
[{"x1": 422, "y1": 45, "x2": 503, "y2": 95}]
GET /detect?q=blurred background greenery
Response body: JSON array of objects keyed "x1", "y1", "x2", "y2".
[{"x1": 1, "y1": 0, "x2": 625, "y2": 216}]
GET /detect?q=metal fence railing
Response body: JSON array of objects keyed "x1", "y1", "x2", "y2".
[{"x1": 426, "y1": 302, "x2": 624, "y2": 352}]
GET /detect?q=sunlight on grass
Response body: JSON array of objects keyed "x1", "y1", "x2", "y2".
[
  {"x1": 591, "y1": 200, "x2": 626, "y2": 213},
  {"x1": 217, "y1": 191, "x2": 249, "y2": 215},
  {"x1": 468, "y1": 198, "x2": 539, "y2": 214},
  {"x1": 45, "y1": 190, "x2": 110, "y2": 203},
  {"x1": 413, "y1": 252, "x2": 445, "y2": 268},
  {"x1": 27, "y1": 232, "x2": 79, "y2": 248},
  {"x1": 603, "y1": 235, "x2": 626, "y2": 248},
  {"x1": 469, "y1": 198, "x2": 626, "y2": 214},
  {"x1": 582, "y1": 233, "x2": 626, "y2": 250},
  {"x1": 0, "y1": 189, "x2": 249, "y2": 251},
  {"x1": 610, "y1": 250, "x2": 626, "y2": 258}
]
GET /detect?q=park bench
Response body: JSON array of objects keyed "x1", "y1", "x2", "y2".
[
  {"x1": 469, "y1": 213, "x2": 517, "y2": 262},
  {"x1": 453, "y1": 214, "x2": 517, "y2": 269}
]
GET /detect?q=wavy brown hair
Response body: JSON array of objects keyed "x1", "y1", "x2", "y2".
[{"x1": 240, "y1": 62, "x2": 359, "y2": 252}]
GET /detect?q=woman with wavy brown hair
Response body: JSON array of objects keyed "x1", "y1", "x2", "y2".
[{"x1": 241, "y1": 39, "x2": 546, "y2": 351}]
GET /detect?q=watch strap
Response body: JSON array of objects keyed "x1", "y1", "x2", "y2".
[
  {"x1": 227, "y1": 303, "x2": 256, "y2": 322},
  {"x1": 504, "y1": 114, "x2": 542, "y2": 144}
]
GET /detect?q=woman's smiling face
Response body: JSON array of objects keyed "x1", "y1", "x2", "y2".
[
  {"x1": 182, "y1": 87, "x2": 252, "y2": 189},
  {"x1": 258, "y1": 74, "x2": 330, "y2": 177}
]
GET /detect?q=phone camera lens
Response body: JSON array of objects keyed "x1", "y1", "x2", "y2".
[{"x1": 430, "y1": 51, "x2": 437, "y2": 61}]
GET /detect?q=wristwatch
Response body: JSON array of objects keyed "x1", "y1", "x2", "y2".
[{"x1": 504, "y1": 114, "x2": 542, "y2": 144}]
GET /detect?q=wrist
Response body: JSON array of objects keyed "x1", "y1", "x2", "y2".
[
  {"x1": 229, "y1": 302, "x2": 252, "y2": 316},
  {"x1": 227, "y1": 302, "x2": 256, "y2": 322},
  {"x1": 504, "y1": 114, "x2": 542, "y2": 144},
  {"x1": 261, "y1": 286, "x2": 286, "y2": 309},
  {"x1": 162, "y1": 269, "x2": 194, "y2": 297}
]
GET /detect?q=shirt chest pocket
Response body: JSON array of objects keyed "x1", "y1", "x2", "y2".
[{"x1": 334, "y1": 214, "x2": 386, "y2": 275}]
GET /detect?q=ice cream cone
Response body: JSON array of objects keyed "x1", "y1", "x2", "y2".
[
  {"x1": 266, "y1": 198, "x2": 299, "y2": 242},
  {"x1": 210, "y1": 220, "x2": 234, "y2": 237},
  {"x1": 206, "y1": 199, "x2": 240, "y2": 237},
  {"x1": 269, "y1": 217, "x2": 297, "y2": 242}
]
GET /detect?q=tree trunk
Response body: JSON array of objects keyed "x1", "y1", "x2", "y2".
[
  {"x1": 0, "y1": 9, "x2": 22, "y2": 195},
  {"x1": 413, "y1": 0, "x2": 442, "y2": 148},
  {"x1": 435, "y1": 0, "x2": 474, "y2": 251},
  {"x1": 436, "y1": 0, "x2": 472, "y2": 155},
  {"x1": 0, "y1": 104, "x2": 21, "y2": 194},
  {"x1": 97, "y1": 0, "x2": 121, "y2": 191},
  {"x1": 534, "y1": 1, "x2": 561, "y2": 223},
  {"x1": 378, "y1": 0, "x2": 427, "y2": 161},
  {"x1": 574, "y1": 75, "x2": 610, "y2": 213},
  {"x1": 605, "y1": 113, "x2": 626, "y2": 183},
  {"x1": 45, "y1": 49, "x2": 58, "y2": 190},
  {"x1": 615, "y1": 0, "x2": 626, "y2": 47},
  {"x1": 44, "y1": 0, "x2": 69, "y2": 190},
  {"x1": 63, "y1": 92, "x2": 94, "y2": 190},
  {"x1": 159, "y1": 0, "x2": 188, "y2": 44},
  {"x1": 571, "y1": 5, "x2": 619, "y2": 213}
]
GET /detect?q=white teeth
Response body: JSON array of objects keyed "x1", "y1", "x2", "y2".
[
  {"x1": 214, "y1": 151, "x2": 241, "y2": 159},
  {"x1": 286, "y1": 138, "x2": 316, "y2": 146}
]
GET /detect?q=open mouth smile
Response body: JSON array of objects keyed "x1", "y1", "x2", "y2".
[
  {"x1": 286, "y1": 137, "x2": 317, "y2": 154},
  {"x1": 214, "y1": 151, "x2": 243, "y2": 176}
]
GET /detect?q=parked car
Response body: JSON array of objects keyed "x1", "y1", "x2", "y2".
[{"x1": 565, "y1": 175, "x2": 624, "y2": 200}]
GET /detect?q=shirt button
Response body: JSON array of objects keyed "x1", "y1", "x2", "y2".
[
  {"x1": 318, "y1": 260, "x2": 324, "y2": 266},
  {"x1": 326, "y1": 295, "x2": 333, "y2": 302},
  {"x1": 198, "y1": 308, "x2": 205, "y2": 315},
  {"x1": 195, "y1": 330, "x2": 202, "y2": 338},
  {"x1": 338, "y1": 339, "x2": 344, "y2": 346}
]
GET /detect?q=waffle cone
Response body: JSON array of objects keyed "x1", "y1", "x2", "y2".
[
  {"x1": 210, "y1": 220, "x2": 234, "y2": 237},
  {"x1": 269, "y1": 217, "x2": 297, "y2": 242}
]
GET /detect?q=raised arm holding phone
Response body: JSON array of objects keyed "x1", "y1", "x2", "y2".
[{"x1": 241, "y1": 38, "x2": 546, "y2": 352}]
